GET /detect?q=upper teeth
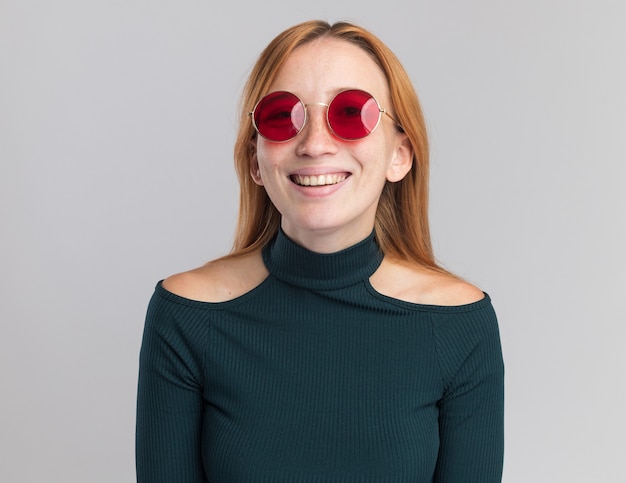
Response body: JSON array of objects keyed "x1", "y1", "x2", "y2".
[{"x1": 293, "y1": 174, "x2": 347, "y2": 186}]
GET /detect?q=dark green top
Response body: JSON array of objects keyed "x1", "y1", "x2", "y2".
[{"x1": 136, "y1": 230, "x2": 504, "y2": 482}]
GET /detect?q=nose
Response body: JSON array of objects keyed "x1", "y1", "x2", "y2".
[{"x1": 295, "y1": 104, "x2": 339, "y2": 157}]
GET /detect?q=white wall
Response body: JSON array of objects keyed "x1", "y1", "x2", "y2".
[{"x1": 1, "y1": 1, "x2": 624, "y2": 481}]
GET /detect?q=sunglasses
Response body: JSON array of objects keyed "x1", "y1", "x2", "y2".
[{"x1": 249, "y1": 89, "x2": 400, "y2": 142}]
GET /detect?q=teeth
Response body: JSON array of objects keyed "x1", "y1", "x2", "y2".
[{"x1": 293, "y1": 174, "x2": 347, "y2": 186}]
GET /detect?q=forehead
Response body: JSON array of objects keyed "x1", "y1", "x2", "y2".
[{"x1": 269, "y1": 38, "x2": 390, "y2": 101}]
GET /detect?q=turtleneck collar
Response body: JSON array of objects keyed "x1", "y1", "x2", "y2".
[{"x1": 262, "y1": 228, "x2": 384, "y2": 290}]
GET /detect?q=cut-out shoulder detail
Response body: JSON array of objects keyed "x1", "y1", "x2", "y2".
[
  {"x1": 162, "y1": 250, "x2": 269, "y2": 303},
  {"x1": 369, "y1": 258, "x2": 485, "y2": 306}
]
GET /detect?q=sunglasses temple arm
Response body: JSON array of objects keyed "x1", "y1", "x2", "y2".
[{"x1": 382, "y1": 109, "x2": 404, "y2": 132}]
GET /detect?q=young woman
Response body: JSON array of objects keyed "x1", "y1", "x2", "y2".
[{"x1": 136, "y1": 20, "x2": 504, "y2": 482}]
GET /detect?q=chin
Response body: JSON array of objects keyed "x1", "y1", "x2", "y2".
[{"x1": 283, "y1": 213, "x2": 373, "y2": 239}]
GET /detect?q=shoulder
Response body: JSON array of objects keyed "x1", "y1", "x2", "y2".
[
  {"x1": 161, "y1": 249, "x2": 269, "y2": 303},
  {"x1": 370, "y1": 258, "x2": 485, "y2": 307}
]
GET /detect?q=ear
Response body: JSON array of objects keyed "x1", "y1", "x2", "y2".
[
  {"x1": 386, "y1": 134, "x2": 413, "y2": 182},
  {"x1": 249, "y1": 141, "x2": 264, "y2": 186}
]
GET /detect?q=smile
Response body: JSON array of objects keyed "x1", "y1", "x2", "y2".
[{"x1": 290, "y1": 174, "x2": 348, "y2": 187}]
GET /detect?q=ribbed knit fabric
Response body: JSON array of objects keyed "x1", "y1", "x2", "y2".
[{"x1": 136, "y1": 230, "x2": 504, "y2": 482}]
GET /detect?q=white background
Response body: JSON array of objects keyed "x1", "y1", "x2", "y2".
[{"x1": 1, "y1": 1, "x2": 625, "y2": 481}]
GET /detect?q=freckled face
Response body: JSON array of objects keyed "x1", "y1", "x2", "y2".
[{"x1": 251, "y1": 38, "x2": 412, "y2": 251}]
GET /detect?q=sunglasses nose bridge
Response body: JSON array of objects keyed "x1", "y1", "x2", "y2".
[
  {"x1": 303, "y1": 102, "x2": 330, "y2": 121},
  {"x1": 301, "y1": 102, "x2": 332, "y2": 135}
]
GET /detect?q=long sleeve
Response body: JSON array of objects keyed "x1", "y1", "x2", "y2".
[
  {"x1": 432, "y1": 302, "x2": 505, "y2": 482},
  {"x1": 135, "y1": 289, "x2": 209, "y2": 483}
]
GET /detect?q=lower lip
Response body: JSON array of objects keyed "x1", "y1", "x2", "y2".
[{"x1": 290, "y1": 177, "x2": 349, "y2": 197}]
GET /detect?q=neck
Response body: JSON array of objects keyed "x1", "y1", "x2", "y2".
[
  {"x1": 263, "y1": 227, "x2": 383, "y2": 290},
  {"x1": 280, "y1": 220, "x2": 376, "y2": 254}
]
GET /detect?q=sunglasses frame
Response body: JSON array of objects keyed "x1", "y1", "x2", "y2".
[{"x1": 249, "y1": 89, "x2": 401, "y2": 142}]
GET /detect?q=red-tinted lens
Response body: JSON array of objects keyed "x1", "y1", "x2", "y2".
[
  {"x1": 327, "y1": 90, "x2": 381, "y2": 140},
  {"x1": 252, "y1": 91, "x2": 305, "y2": 142}
]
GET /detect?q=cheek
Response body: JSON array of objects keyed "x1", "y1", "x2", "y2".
[
  {"x1": 354, "y1": 141, "x2": 392, "y2": 172},
  {"x1": 256, "y1": 142, "x2": 286, "y2": 173}
]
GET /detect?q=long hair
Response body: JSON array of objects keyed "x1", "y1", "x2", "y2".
[{"x1": 230, "y1": 20, "x2": 440, "y2": 270}]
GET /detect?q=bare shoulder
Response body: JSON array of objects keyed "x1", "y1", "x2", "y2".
[
  {"x1": 162, "y1": 249, "x2": 269, "y2": 303},
  {"x1": 370, "y1": 258, "x2": 485, "y2": 306}
]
